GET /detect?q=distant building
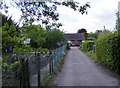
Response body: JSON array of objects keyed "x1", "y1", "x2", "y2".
[{"x1": 64, "y1": 33, "x2": 85, "y2": 46}]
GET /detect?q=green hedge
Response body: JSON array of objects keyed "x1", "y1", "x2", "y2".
[
  {"x1": 81, "y1": 40, "x2": 94, "y2": 52},
  {"x1": 96, "y1": 32, "x2": 120, "y2": 73}
]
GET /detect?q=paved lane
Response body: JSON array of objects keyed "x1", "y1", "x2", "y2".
[{"x1": 54, "y1": 47, "x2": 119, "y2": 86}]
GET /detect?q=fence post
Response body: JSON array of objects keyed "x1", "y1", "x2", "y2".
[
  {"x1": 20, "y1": 58, "x2": 27, "y2": 88},
  {"x1": 49, "y1": 55, "x2": 53, "y2": 73},
  {"x1": 51, "y1": 52, "x2": 54, "y2": 73},
  {"x1": 26, "y1": 59, "x2": 30, "y2": 88},
  {"x1": 54, "y1": 49, "x2": 56, "y2": 66},
  {"x1": 37, "y1": 52, "x2": 41, "y2": 87},
  {"x1": 57, "y1": 48, "x2": 59, "y2": 64}
]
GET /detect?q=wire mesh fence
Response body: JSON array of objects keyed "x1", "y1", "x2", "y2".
[
  {"x1": 2, "y1": 44, "x2": 67, "y2": 88},
  {"x1": 28, "y1": 45, "x2": 67, "y2": 87}
]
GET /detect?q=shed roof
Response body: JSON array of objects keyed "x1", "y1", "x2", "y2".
[{"x1": 64, "y1": 33, "x2": 85, "y2": 41}]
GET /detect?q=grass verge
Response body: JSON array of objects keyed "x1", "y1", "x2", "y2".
[
  {"x1": 80, "y1": 48, "x2": 120, "y2": 78},
  {"x1": 80, "y1": 48, "x2": 97, "y2": 62}
]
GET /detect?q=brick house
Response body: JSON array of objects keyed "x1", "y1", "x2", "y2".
[{"x1": 64, "y1": 33, "x2": 85, "y2": 46}]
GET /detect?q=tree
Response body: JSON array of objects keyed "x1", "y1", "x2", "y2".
[
  {"x1": 0, "y1": 0, "x2": 90, "y2": 28},
  {"x1": 23, "y1": 24, "x2": 46, "y2": 48},
  {"x1": 43, "y1": 29, "x2": 66, "y2": 49},
  {"x1": 1, "y1": 0, "x2": 90, "y2": 53},
  {"x1": 87, "y1": 32, "x2": 95, "y2": 40},
  {"x1": 1, "y1": 13, "x2": 22, "y2": 53},
  {"x1": 88, "y1": 30, "x2": 103, "y2": 40},
  {"x1": 101, "y1": 29, "x2": 110, "y2": 35},
  {"x1": 77, "y1": 28, "x2": 87, "y2": 40},
  {"x1": 94, "y1": 30, "x2": 102, "y2": 39},
  {"x1": 77, "y1": 28, "x2": 87, "y2": 33},
  {"x1": 2, "y1": 23, "x2": 21, "y2": 52}
]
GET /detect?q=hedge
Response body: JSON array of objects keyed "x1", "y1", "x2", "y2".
[
  {"x1": 81, "y1": 40, "x2": 94, "y2": 52},
  {"x1": 96, "y1": 32, "x2": 120, "y2": 73}
]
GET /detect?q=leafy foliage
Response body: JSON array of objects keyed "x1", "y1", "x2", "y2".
[
  {"x1": 0, "y1": 13, "x2": 18, "y2": 28},
  {"x1": 11, "y1": 61, "x2": 20, "y2": 77},
  {"x1": 77, "y1": 28, "x2": 87, "y2": 33},
  {"x1": 66, "y1": 42, "x2": 71, "y2": 50},
  {"x1": 81, "y1": 40, "x2": 94, "y2": 52},
  {"x1": 88, "y1": 29, "x2": 111, "y2": 40},
  {"x1": 37, "y1": 48, "x2": 49, "y2": 54},
  {"x1": 43, "y1": 29, "x2": 66, "y2": 49},
  {"x1": 88, "y1": 30, "x2": 102, "y2": 39},
  {"x1": 86, "y1": 51, "x2": 97, "y2": 61},
  {"x1": 2, "y1": 23, "x2": 21, "y2": 52},
  {"x1": 96, "y1": 32, "x2": 120, "y2": 73},
  {"x1": 13, "y1": 45, "x2": 33, "y2": 54},
  {"x1": 23, "y1": 24, "x2": 46, "y2": 48},
  {"x1": 2, "y1": 62, "x2": 9, "y2": 73},
  {"x1": 0, "y1": 1, "x2": 90, "y2": 28},
  {"x1": 1, "y1": 1, "x2": 90, "y2": 54},
  {"x1": 77, "y1": 28, "x2": 87, "y2": 39}
]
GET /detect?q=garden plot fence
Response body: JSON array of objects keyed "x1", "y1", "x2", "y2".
[{"x1": 2, "y1": 45, "x2": 67, "y2": 88}]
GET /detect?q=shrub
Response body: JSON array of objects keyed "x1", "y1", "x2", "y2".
[
  {"x1": 96, "y1": 32, "x2": 120, "y2": 73},
  {"x1": 37, "y1": 48, "x2": 49, "y2": 54},
  {"x1": 13, "y1": 45, "x2": 33, "y2": 54},
  {"x1": 81, "y1": 40, "x2": 94, "y2": 52},
  {"x1": 11, "y1": 61, "x2": 20, "y2": 77},
  {"x1": 2, "y1": 62, "x2": 9, "y2": 74},
  {"x1": 66, "y1": 43, "x2": 70, "y2": 50}
]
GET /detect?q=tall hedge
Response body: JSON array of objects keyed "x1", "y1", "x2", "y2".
[
  {"x1": 82, "y1": 40, "x2": 94, "y2": 52},
  {"x1": 96, "y1": 32, "x2": 120, "y2": 73}
]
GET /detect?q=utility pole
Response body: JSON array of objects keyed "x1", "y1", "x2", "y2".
[{"x1": 103, "y1": 26, "x2": 106, "y2": 30}]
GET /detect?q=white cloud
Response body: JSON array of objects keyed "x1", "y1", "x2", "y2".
[
  {"x1": 1, "y1": 0, "x2": 120, "y2": 33},
  {"x1": 57, "y1": 0, "x2": 120, "y2": 33}
]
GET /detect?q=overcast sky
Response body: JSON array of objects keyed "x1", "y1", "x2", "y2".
[
  {"x1": 57, "y1": 0, "x2": 120, "y2": 33},
  {"x1": 2, "y1": 0, "x2": 120, "y2": 33}
]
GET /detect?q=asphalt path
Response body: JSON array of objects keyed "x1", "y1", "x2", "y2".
[{"x1": 54, "y1": 47, "x2": 119, "y2": 86}]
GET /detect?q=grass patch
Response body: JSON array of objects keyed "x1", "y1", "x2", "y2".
[
  {"x1": 85, "y1": 51, "x2": 97, "y2": 62},
  {"x1": 80, "y1": 48, "x2": 120, "y2": 77},
  {"x1": 80, "y1": 48, "x2": 97, "y2": 62}
]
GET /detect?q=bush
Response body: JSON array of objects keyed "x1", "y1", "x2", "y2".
[
  {"x1": 81, "y1": 40, "x2": 94, "y2": 52},
  {"x1": 2, "y1": 62, "x2": 9, "y2": 74},
  {"x1": 11, "y1": 61, "x2": 20, "y2": 77},
  {"x1": 66, "y1": 43, "x2": 70, "y2": 50},
  {"x1": 86, "y1": 51, "x2": 97, "y2": 61},
  {"x1": 96, "y1": 32, "x2": 120, "y2": 73},
  {"x1": 13, "y1": 45, "x2": 33, "y2": 54},
  {"x1": 37, "y1": 48, "x2": 49, "y2": 54}
]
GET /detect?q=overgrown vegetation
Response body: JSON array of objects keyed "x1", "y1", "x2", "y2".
[
  {"x1": 96, "y1": 32, "x2": 120, "y2": 73},
  {"x1": 81, "y1": 25, "x2": 120, "y2": 74},
  {"x1": 81, "y1": 40, "x2": 94, "y2": 52},
  {"x1": 11, "y1": 61, "x2": 20, "y2": 77},
  {"x1": 1, "y1": 15, "x2": 67, "y2": 87},
  {"x1": 85, "y1": 51, "x2": 97, "y2": 61},
  {"x1": 1, "y1": 0, "x2": 91, "y2": 87},
  {"x1": 81, "y1": 40, "x2": 97, "y2": 62}
]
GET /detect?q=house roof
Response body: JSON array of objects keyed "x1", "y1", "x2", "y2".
[{"x1": 64, "y1": 33, "x2": 85, "y2": 41}]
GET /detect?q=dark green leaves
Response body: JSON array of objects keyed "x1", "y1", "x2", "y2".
[{"x1": 0, "y1": 1, "x2": 90, "y2": 28}]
